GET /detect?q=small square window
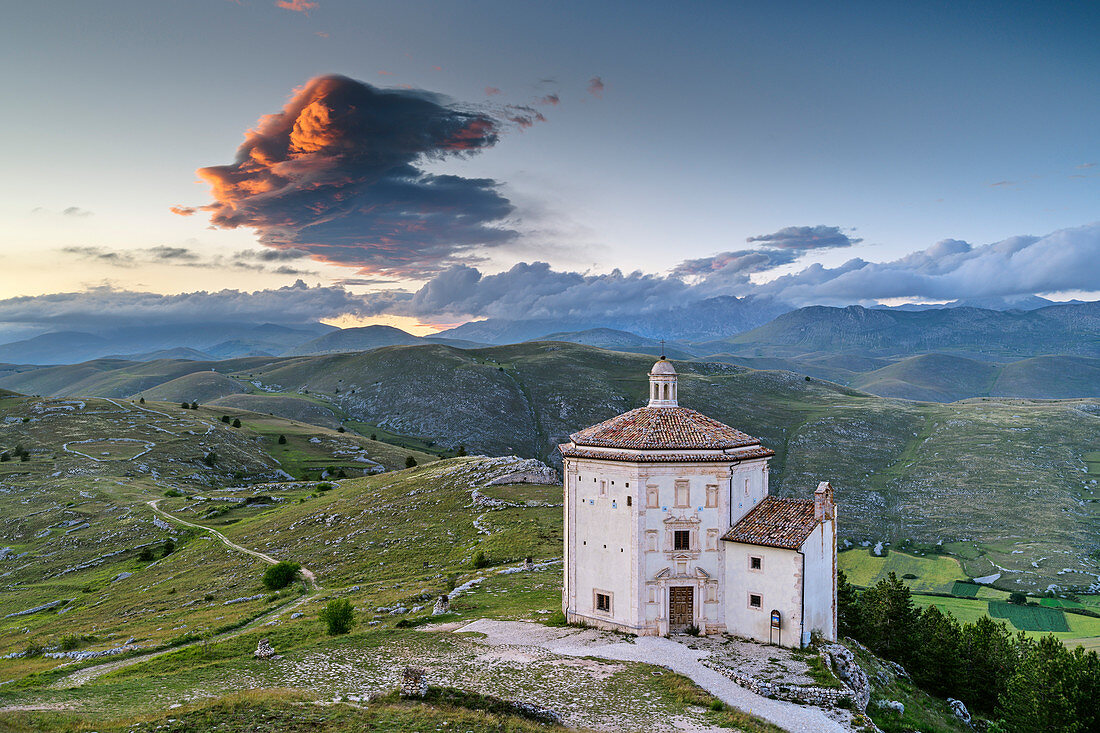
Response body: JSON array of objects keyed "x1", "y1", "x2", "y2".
[
  {"x1": 749, "y1": 593, "x2": 762, "y2": 609},
  {"x1": 749, "y1": 556, "x2": 762, "y2": 571},
  {"x1": 626, "y1": 496, "x2": 632, "y2": 506},
  {"x1": 674, "y1": 530, "x2": 691, "y2": 550},
  {"x1": 596, "y1": 592, "x2": 611, "y2": 613}
]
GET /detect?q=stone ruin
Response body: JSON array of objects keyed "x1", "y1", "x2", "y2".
[
  {"x1": 432, "y1": 594, "x2": 449, "y2": 615},
  {"x1": 253, "y1": 638, "x2": 276, "y2": 659},
  {"x1": 401, "y1": 667, "x2": 428, "y2": 698}
]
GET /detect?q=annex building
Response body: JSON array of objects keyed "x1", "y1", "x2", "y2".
[{"x1": 559, "y1": 358, "x2": 837, "y2": 646}]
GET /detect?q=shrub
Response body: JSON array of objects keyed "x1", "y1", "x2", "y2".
[
  {"x1": 138, "y1": 547, "x2": 155, "y2": 562},
  {"x1": 1009, "y1": 592, "x2": 1027, "y2": 605},
  {"x1": 337, "y1": 426, "x2": 345, "y2": 433},
  {"x1": 181, "y1": 402, "x2": 189, "y2": 409},
  {"x1": 164, "y1": 489, "x2": 183, "y2": 497},
  {"x1": 471, "y1": 550, "x2": 490, "y2": 569},
  {"x1": 370, "y1": 433, "x2": 377, "y2": 441},
  {"x1": 162, "y1": 538, "x2": 175, "y2": 556},
  {"x1": 221, "y1": 415, "x2": 230, "y2": 424},
  {"x1": 277, "y1": 434, "x2": 287, "y2": 444},
  {"x1": 457, "y1": 445, "x2": 467, "y2": 456},
  {"x1": 23, "y1": 642, "x2": 44, "y2": 658},
  {"x1": 190, "y1": 401, "x2": 198, "y2": 410},
  {"x1": 316, "y1": 483, "x2": 333, "y2": 491},
  {"x1": 139, "y1": 396, "x2": 145, "y2": 404},
  {"x1": 405, "y1": 455, "x2": 418, "y2": 468},
  {"x1": 262, "y1": 561, "x2": 301, "y2": 590},
  {"x1": 202, "y1": 451, "x2": 217, "y2": 467},
  {"x1": 0, "y1": 452, "x2": 8, "y2": 462},
  {"x1": 319, "y1": 598, "x2": 355, "y2": 635},
  {"x1": 685, "y1": 623, "x2": 701, "y2": 636},
  {"x1": 232, "y1": 418, "x2": 241, "y2": 428}
]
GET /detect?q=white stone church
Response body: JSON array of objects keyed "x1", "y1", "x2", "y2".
[{"x1": 559, "y1": 358, "x2": 837, "y2": 647}]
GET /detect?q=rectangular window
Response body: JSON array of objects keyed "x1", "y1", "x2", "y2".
[
  {"x1": 706, "y1": 584, "x2": 718, "y2": 603},
  {"x1": 706, "y1": 528, "x2": 719, "y2": 550},
  {"x1": 749, "y1": 593, "x2": 762, "y2": 609},
  {"x1": 647, "y1": 485, "x2": 659, "y2": 508},
  {"x1": 595, "y1": 592, "x2": 611, "y2": 613},
  {"x1": 674, "y1": 480, "x2": 690, "y2": 507},
  {"x1": 674, "y1": 530, "x2": 691, "y2": 551},
  {"x1": 744, "y1": 478, "x2": 750, "y2": 496},
  {"x1": 749, "y1": 556, "x2": 763, "y2": 571},
  {"x1": 626, "y1": 495, "x2": 632, "y2": 507},
  {"x1": 705, "y1": 484, "x2": 718, "y2": 508},
  {"x1": 599, "y1": 480, "x2": 607, "y2": 496}
]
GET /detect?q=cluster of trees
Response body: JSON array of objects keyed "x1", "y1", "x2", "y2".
[
  {"x1": 839, "y1": 571, "x2": 1100, "y2": 732},
  {"x1": 0, "y1": 444, "x2": 29, "y2": 462}
]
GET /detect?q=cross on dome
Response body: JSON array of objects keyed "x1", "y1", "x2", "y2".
[{"x1": 648, "y1": 357, "x2": 678, "y2": 407}]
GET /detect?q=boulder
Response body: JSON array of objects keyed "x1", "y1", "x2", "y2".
[
  {"x1": 878, "y1": 699, "x2": 904, "y2": 716},
  {"x1": 432, "y1": 594, "x2": 450, "y2": 615},
  {"x1": 947, "y1": 697, "x2": 972, "y2": 725}
]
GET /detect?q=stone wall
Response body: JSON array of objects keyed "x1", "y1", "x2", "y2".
[{"x1": 702, "y1": 660, "x2": 855, "y2": 708}]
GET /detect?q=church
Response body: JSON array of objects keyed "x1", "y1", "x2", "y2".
[{"x1": 559, "y1": 357, "x2": 837, "y2": 647}]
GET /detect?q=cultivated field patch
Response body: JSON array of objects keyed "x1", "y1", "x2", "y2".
[{"x1": 987, "y1": 601, "x2": 1069, "y2": 632}]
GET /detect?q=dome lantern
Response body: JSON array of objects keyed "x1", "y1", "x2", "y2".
[{"x1": 648, "y1": 357, "x2": 678, "y2": 407}]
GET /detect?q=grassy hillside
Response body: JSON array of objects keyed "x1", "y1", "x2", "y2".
[
  {"x1": 2, "y1": 344, "x2": 1098, "y2": 590},
  {"x1": 135, "y1": 371, "x2": 248, "y2": 403},
  {"x1": 851, "y1": 353, "x2": 999, "y2": 402}
]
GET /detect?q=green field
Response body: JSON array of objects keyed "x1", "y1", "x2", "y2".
[
  {"x1": 987, "y1": 601, "x2": 1070, "y2": 632},
  {"x1": 839, "y1": 548, "x2": 967, "y2": 593},
  {"x1": 950, "y1": 581, "x2": 981, "y2": 597}
]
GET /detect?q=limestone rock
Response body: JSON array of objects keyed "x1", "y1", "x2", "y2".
[
  {"x1": 822, "y1": 642, "x2": 871, "y2": 712},
  {"x1": 432, "y1": 594, "x2": 450, "y2": 615},
  {"x1": 947, "y1": 697, "x2": 972, "y2": 725},
  {"x1": 878, "y1": 699, "x2": 904, "y2": 715}
]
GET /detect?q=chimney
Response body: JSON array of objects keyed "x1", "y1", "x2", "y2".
[{"x1": 814, "y1": 481, "x2": 834, "y2": 521}]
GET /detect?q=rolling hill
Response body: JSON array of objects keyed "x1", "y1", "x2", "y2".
[
  {"x1": 529, "y1": 328, "x2": 698, "y2": 359},
  {"x1": 283, "y1": 324, "x2": 484, "y2": 356}
]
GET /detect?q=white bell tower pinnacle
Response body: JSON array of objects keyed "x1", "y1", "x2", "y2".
[{"x1": 648, "y1": 356, "x2": 678, "y2": 407}]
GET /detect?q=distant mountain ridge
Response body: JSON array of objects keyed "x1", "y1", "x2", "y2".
[{"x1": 715, "y1": 301, "x2": 1100, "y2": 358}]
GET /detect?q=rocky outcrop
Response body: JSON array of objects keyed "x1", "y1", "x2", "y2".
[
  {"x1": 485, "y1": 458, "x2": 558, "y2": 486},
  {"x1": 822, "y1": 642, "x2": 871, "y2": 712}
]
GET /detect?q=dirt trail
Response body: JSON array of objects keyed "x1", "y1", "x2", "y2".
[
  {"x1": 47, "y1": 501, "x2": 319, "y2": 689},
  {"x1": 146, "y1": 499, "x2": 318, "y2": 587}
]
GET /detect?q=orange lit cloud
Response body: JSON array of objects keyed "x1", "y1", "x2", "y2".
[
  {"x1": 176, "y1": 74, "x2": 513, "y2": 277},
  {"x1": 587, "y1": 76, "x2": 605, "y2": 97},
  {"x1": 275, "y1": 0, "x2": 317, "y2": 12}
]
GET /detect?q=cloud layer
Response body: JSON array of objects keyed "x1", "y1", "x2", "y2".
[
  {"x1": 0, "y1": 280, "x2": 370, "y2": 330},
  {"x1": 14, "y1": 223, "x2": 1100, "y2": 332},
  {"x1": 176, "y1": 74, "x2": 515, "y2": 276}
]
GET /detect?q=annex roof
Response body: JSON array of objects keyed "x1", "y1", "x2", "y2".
[
  {"x1": 567, "y1": 406, "x2": 761, "y2": 451},
  {"x1": 721, "y1": 497, "x2": 819, "y2": 550}
]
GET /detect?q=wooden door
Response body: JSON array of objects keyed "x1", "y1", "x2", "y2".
[{"x1": 669, "y1": 586, "x2": 693, "y2": 630}]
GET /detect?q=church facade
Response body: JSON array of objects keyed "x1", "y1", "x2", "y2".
[{"x1": 559, "y1": 358, "x2": 837, "y2": 647}]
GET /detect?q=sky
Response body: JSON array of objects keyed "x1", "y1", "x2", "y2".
[{"x1": 1, "y1": 0, "x2": 1098, "y2": 335}]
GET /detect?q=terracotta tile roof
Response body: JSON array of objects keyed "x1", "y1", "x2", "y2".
[
  {"x1": 568, "y1": 406, "x2": 761, "y2": 451},
  {"x1": 558, "y1": 443, "x2": 775, "y2": 463},
  {"x1": 721, "y1": 497, "x2": 818, "y2": 550}
]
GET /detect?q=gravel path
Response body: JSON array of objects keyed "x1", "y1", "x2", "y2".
[{"x1": 457, "y1": 619, "x2": 847, "y2": 733}]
